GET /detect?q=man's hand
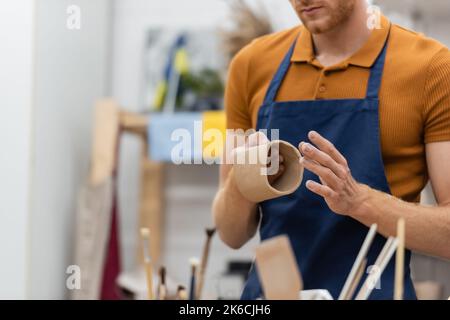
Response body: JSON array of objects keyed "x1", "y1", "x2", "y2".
[
  {"x1": 298, "y1": 131, "x2": 450, "y2": 259},
  {"x1": 299, "y1": 131, "x2": 369, "y2": 216}
]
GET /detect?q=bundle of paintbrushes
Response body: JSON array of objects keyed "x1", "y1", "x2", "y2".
[
  {"x1": 141, "y1": 218, "x2": 405, "y2": 301},
  {"x1": 338, "y1": 219, "x2": 406, "y2": 300},
  {"x1": 252, "y1": 220, "x2": 406, "y2": 301},
  {"x1": 139, "y1": 226, "x2": 216, "y2": 300}
]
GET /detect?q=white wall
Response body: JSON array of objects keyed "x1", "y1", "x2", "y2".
[
  {"x1": 425, "y1": 20, "x2": 450, "y2": 46},
  {"x1": 0, "y1": 0, "x2": 35, "y2": 299},
  {"x1": 29, "y1": 0, "x2": 111, "y2": 299},
  {"x1": 376, "y1": 0, "x2": 450, "y2": 46}
]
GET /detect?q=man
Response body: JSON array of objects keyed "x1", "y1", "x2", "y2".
[{"x1": 213, "y1": 0, "x2": 450, "y2": 300}]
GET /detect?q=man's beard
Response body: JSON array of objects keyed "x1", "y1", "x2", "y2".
[{"x1": 295, "y1": 0, "x2": 356, "y2": 34}]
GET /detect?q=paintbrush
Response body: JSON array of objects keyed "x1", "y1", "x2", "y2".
[
  {"x1": 158, "y1": 266, "x2": 167, "y2": 300},
  {"x1": 189, "y1": 257, "x2": 199, "y2": 300},
  {"x1": 394, "y1": 218, "x2": 405, "y2": 300},
  {"x1": 355, "y1": 237, "x2": 399, "y2": 300},
  {"x1": 338, "y1": 224, "x2": 377, "y2": 300},
  {"x1": 374, "y1": 236, "x2": 395, "y2": 267},
  {"x1": 140, "y1": 228, "x2": 154, "y2": 300},
  {"x1": 196, "y1": 228, "x2": 216, "y2": 300},
  {"x1": 177, "y1": 285, "x2": 188, "y2": 300},
  {"x1": 346, "y1": 259, "x2": 367, "y2": 300}
]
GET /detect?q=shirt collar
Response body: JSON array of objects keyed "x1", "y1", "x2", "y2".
[{"x1": 291, "y1": 15, "x2": 391, "y2": 68}]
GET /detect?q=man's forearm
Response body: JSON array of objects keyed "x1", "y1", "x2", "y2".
[
  {"x1": 352, "y1": 185, "x2": 450, "y2": 259},
  {"x1": 213, "y1": 168, "x2": 259, "y2": 249}
]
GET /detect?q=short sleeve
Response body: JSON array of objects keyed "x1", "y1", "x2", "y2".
[
  {"x1": 224, "y1": 45, "x2": 253, "y2": 131},
  {"x1": 423, "y1": 48, "x2": 450, "y2": 144}
]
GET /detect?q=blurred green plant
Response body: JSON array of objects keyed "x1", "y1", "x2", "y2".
[
  {"x1": 176, "y1": 68, "x2": 224, "y2": 111},
  {"x1": 181, "y1": 68, "x2": 224, "y2": 97}
]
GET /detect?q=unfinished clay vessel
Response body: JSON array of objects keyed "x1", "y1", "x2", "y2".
[{"x1": 233, "y1": 140, "x2": 303, "y2": 203}]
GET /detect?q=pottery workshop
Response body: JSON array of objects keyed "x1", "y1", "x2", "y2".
[{"x1": 1, "y1": 0, "x2": 449, "y2": 303}]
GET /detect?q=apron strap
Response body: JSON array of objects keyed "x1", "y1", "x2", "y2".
[
  {"x1": 365, "y1": 30, "x2": 390, "y2": 100},
  {"x1": 263, "y1": 39, "x2": 297, "y2": 105}
]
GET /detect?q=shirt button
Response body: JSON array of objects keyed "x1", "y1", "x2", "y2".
[{"x1": 319, "y1": 85, "x2": 326, "y2": 93}]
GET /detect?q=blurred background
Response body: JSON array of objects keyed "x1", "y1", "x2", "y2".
[{"x1": 0, "y1": 0, "x2": 448, "y2": 300}]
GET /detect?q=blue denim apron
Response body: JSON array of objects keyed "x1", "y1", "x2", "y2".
[{"x1": 241, "y1": 32, "x2": 416, "y2": 300}]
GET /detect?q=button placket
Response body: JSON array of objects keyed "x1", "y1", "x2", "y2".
[{"x1": 316, "y1": 70, "x2": 327, "y2": 98}]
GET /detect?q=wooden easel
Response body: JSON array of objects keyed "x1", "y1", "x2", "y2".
[{"x1": 90, "y1": 99, "x2": 164, "y2": 267}]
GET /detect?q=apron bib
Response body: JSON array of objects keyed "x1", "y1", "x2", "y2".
[{"x1": 241, "y1": 30, "x2": 416, "y2": 300}]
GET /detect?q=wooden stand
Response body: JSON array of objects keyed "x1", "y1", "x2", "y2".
[
  {"x1": 118, "y1": 110, "x2": 165, "y2": 266},
  {"x1": 90, "y1": 101, "x2": 164, "y2": 269}
]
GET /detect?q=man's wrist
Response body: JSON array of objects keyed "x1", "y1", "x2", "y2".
[{"x1": 348, "y1": 183, "x2": 375, "y2": 221}]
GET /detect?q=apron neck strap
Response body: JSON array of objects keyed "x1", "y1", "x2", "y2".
[
  {"x1": 263, "y1": 39, "x2": 297, "y2": 105},
  {"x1": 263, "y1": 27, "x2": 391, "y2": 105},
  {"x1": 365, "y1": 27, "x2": 391, "y2": 99}
]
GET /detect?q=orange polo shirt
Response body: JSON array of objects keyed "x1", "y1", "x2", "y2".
[{"x1": 225, "y1": 15, "x2": 450, "y2": 202}]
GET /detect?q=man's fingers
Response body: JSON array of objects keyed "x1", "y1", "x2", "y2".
[
  {"x1": 300, "y1": 158, "x2": 342, "y2": 190},
  {"x1": 305, "y1": 180, "x2": 337, "y2": 198},
  {"x1": 308, "y1": 131, "x2": 349, "y2": 168},
  {"x1": 300, "y1": 142, "x2": 347, "y2": 179}
]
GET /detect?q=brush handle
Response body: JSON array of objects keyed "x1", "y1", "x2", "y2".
[
  {"x1": 355, "y1": 238, "x2": 398, "y2": 300},
  {"x1": 345, "y1": 259, "x2": 367, "y2": 300},
  {"x1": 158, "y1": 285, "x2": 167, "y2": 300},
  {"x1": 145, "y1": 263, "x2": 154, "y2": 300},
  {"x1": 178, "y1": 289, "x2": 188, "y2": 300},
  {"x1": 196, "y1": 239, "x2": 212, "y2": 299},
  {"x1": 394, "y1": 219, "x2": 405, "y2": 300},
  {"x1": 338, "y1": 224, "x2": 377, "y2": 300},
  {"x1": 189, "y1": 275, "x2": 196, "y2": 300},
  {"x1": 196, "y1": 272, "x2": 205, "y2": 300}
]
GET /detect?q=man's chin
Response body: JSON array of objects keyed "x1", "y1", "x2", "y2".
[{"x1": 303, "y1": 20, "x2": 332, "y2": 34}]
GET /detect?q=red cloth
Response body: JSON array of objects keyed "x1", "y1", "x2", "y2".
[{"x1": 100, "y1": 185, "x2": 121, "y2": 300}]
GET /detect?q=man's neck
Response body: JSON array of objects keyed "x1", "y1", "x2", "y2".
[{"x1": 312, "y1": 3, "x2": 371, "y2": 67}]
